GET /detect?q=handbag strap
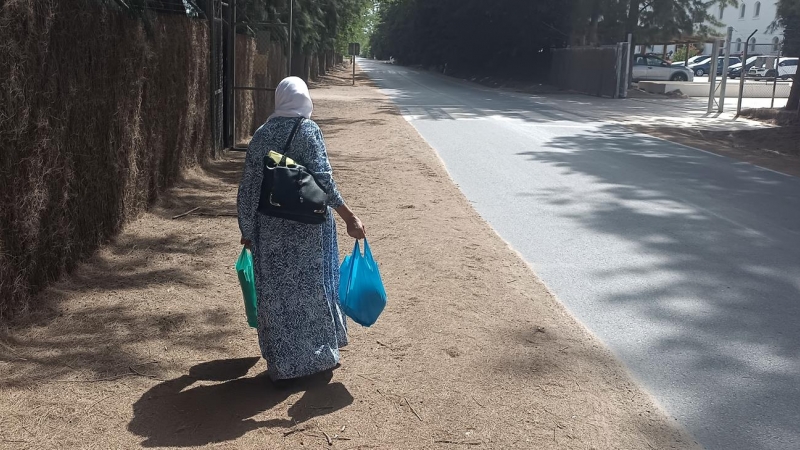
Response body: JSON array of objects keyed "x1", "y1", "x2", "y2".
[{"x1": 278, "y1": 118, "x2": 304, "y2": 166}]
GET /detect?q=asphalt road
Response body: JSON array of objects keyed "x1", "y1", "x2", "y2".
[{"x1": 360, "y1": 59, "x2": 800, "y2": 450}]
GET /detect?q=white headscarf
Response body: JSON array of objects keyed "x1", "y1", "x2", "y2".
[{"x1": 268, "y1": 76, "x2": 313, "y2": 120}]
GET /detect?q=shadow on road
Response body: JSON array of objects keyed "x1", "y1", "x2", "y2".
[{"x1": 517, "y1": 124, "x2": 800, "y2": 449}]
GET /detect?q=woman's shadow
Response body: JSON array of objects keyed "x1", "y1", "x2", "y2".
[{"x1": 128, "y1": 358, "x2": 353, "y2": 447}]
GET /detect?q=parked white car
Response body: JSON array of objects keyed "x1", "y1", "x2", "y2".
[
  {"x1": 671, "y1": 55, "x2": 711, "y2": 67},
  {"x1": 633, "y1": 54, "x2": 694, "y2": 82},
  {"x1": 748, "y1": 57, "x2": 798, "y2": 80}
]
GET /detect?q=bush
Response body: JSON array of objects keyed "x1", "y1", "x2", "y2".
[{"x1": 0, "y1": 0, "x2": 212, "y2": 319}]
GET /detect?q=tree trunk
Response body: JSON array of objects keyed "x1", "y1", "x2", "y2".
[
  {"x1": 783, "y1": 18, "x2": 800, "y2": 110},
  {"x1": 304, "y1": 54, "x2": 312, "y2": 82},
  {"x1": 626, "y1": 0, "x2": 640, "y2": 40},
  {"x1": 588, "y1": 0, "x2": 601, "y2": 46},
  {"x1": 291, "y1": 51, "x2": 305, "y2": 81},
  {"x1": 310, "y1": 53, "x2": 320, "y2": 82},
  {"x1": 625, "y1": 0, "x2": 640, "y2": 87},
  {"x1": 787, "y1": 82, "x2": 800, "y2": 111}
]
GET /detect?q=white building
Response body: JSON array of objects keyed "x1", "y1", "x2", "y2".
[
  {"x1": 704, "y1": 1, "x2": 784, "y2": 56},
  {"x1": 639, "y1": 2, "x2": 784, "y2": 58}
]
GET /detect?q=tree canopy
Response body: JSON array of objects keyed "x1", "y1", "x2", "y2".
[
  {"x1": 217, "y1": 0, "x2": 373, "y2": 57},
  {"x1": 368, "y1": 0, "x2": 734, "y2": 78}
]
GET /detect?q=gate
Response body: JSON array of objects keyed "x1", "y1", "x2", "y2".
[
  {"x1": 208, "y1": 0, "x2": 229, "y2": 154},
  {"x1": 207, "y1": 0, "x2": 292, "y2": 153},
  {"x1": 231, "y1": 0, "x2": 292, "y2": 150},
  {"x1": 550, "y1": 44, "x2": 631, "y2": 98}
]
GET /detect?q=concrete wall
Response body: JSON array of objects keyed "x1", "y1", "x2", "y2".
[{"x1": 639, "y1": 81, "x2": 792, "y2": 98}]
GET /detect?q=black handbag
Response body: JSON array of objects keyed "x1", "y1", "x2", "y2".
[{"x1": 256, "y1": 118, "x2": 329, "y2": 224}]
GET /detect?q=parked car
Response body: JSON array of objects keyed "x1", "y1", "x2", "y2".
[
  {"x1": 728, "y1": 56, "x2": 767, "y2": 79},
  {"x1": 671, "y1": 55, "x2": 711, "y2": 67},
  {"x1": 632, "y1": 54, "x2": 694, "y2": 82},
  {"x1": 747, "y1": 57, "x2": 798, "y2": 80},
  {"x1": 688, "y1": 56, "x2": 741, "y2": 77}
]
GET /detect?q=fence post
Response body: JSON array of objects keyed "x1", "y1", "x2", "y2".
[
  {"x1": 624, "y1": 33, "x2": 633, "y2": 93},
  {"x1": 771, "y1": 54, "x2": 780, "y2": 108},
  {"x1": 718, "y1": 27, "x2": 733, "y2": 113},
  {"x1": 737, "y1": 31, "x2": 758, "y2": 116},
  {"x1": 615, "y1": 43, "x2": 623, "y2": 99},
  {"x1": 707, "y1": 40, "x2": 720, "y2": 113}
]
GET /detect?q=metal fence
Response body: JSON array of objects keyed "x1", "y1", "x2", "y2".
[
  {"x1": 732, "y1": 44, "x2": 794, "y2": 110},
  {"x1": 207, "y1": 0, "x2": 228, "y2": 155},
  {"x1": 203, "y1": 0, "x2": 292, "y2": 152},
  {"x1": 550, "y1": 44, "x2": 630, "y2": 98},
  {"x1": 679, "y1": 34, "x2": 795, "y2": 114}
]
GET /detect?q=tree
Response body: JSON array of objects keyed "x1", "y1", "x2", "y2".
[
  {"x1": 238, "y1": 0, "x2": 372, "y2": 81},
  {"x1": 369, "y1": 0, "x2": 735, "y2": 81},
  {"x1": 370, "y1": 0, "x2": 572, "y2": 78},
  {"x1": 572, "y1": 0, "x2": 736, "y2": 47},
  {"x1": 774, "y1": 0, "x2": 800, "y2": 110}
]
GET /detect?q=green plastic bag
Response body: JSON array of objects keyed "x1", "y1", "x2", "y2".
[{"x1": 235, "y1": 247, "x2": 258, "y2": 328}]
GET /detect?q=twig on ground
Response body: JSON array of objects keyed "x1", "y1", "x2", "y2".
[
  {"x1": 404, "y1": 397, "x2": 422, "y2": 421},
  {"x1": 172, "y1": 207, "x2": 200, "y2": 219},
  {"x1": 283, "y1": 427, "x2": 306, "y2": 437},
  {"x1": 53, "y1": 372, "x2": 136, "y2": 383},
  {"x1": 376, "y1": 340, "x2": 391, "y2": 349},
  {"x1": 322, "y1": 430, "x2": 333, "y2": 445},
  {"x1": 84, "y1": 395, "x2": 112, "y2": 414},
  {"x1": 434, "y1": 440, "x2": 481, "y2": 446},
  {"x1": 191, "y1": 212, "x2": 238, "y2": 217},
  {"x1": 357, "y1": 374, "x2": 376, "y2": 383},
  {"x1": 471, "y1": 396, "x2": 484, "y2": 407},
  {"x1": 128, "y1": 365, "x2": 162, "y2": 380},
  {"x1": 52, "y1": 366, "x2": 160, "y2": 383}
]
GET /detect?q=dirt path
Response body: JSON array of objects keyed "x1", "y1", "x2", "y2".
[{"x1": 0, "y1": 67, "x2": 700, "y2": 449}]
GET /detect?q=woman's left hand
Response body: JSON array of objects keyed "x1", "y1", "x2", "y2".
[
  {"x1": 346, "y1": 216, "x2": 366, "y2": 240},
  {"x1": 241, "y1": 237, "x2": 252, "y2": 249}
]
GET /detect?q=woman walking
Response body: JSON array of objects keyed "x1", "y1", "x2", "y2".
[{"x1": 237, "y1": 77, "x2": 366, "y2": 382}]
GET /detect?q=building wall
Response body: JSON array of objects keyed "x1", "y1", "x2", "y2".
[{"x1": 705, "y1": 1, "x2": 784, "y2": 56}]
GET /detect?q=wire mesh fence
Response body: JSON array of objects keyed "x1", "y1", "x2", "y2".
[{"x1": 729, "y1": 44, "x2": 795, "y2": 109}]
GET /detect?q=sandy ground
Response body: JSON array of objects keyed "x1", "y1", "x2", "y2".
[{"x1": 0, "y1": 67, "x2": 701, "y2": 449}]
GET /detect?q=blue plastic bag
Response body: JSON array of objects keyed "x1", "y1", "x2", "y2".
[
  {"x1": 235, "y1": 247, "x2": 258, "y2": 328},
  {"x1": 339, "y1": 239, "x2": 387, "y2": 327}
]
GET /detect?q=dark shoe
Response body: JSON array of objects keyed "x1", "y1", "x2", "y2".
[{"x1": 270, "y1": 376, "x2": 300, "y2": 391}]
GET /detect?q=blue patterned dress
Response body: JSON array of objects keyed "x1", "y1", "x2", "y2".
[{"x1": 237, "y1": 117, "x2": 348, "y2": 380}]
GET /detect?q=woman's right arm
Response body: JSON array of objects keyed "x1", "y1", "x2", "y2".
[
  {"x1": 335, "y1": 204, "x2": 366, "y2": 240},
  {"x1": 237, "y1": 132, "x2": 265, "y2": 248},
  {"x1": 303, "y1": 123, "x2": 366, "y2": 240}
]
